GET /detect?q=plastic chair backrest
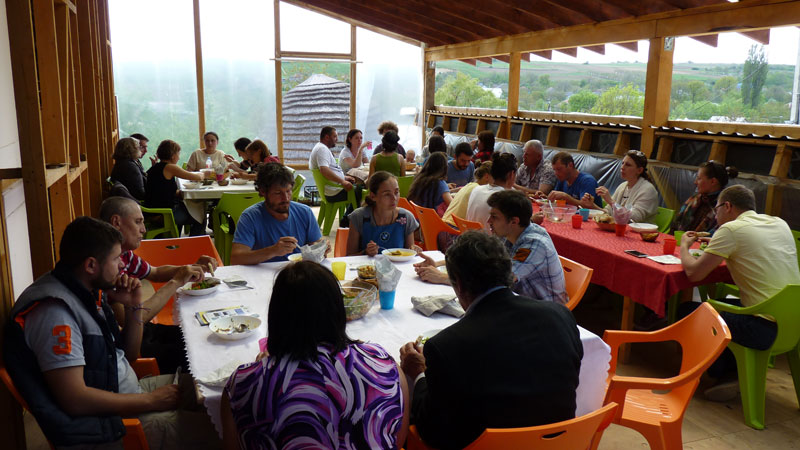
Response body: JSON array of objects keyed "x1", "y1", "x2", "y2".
[
  {"x1": 560, "y1": 256, "x2": 593, "y2": 311},
  {"x1": 452, "y1": 214, "x2": 483, "y2": 233},
  {"x1": 292, "y1": 173, "x2": 306, "y2": 201},
  {"x1": 139, "y1": 206, "x2": 179, "y2": 239},
  {"x1": 398, "y1": 175, "x2": 414, "y2": 198},
  {"x1": 667, "y1": 302, "x2": 731, "y2": 374},
  {"x1": 413, "y1": 202, "x2": 460, "y2": 251},
  {"x1": 212, "y1": 192, "x2": 262, "y2": 236},
  {"x1": 0, "y1": 364, "x2": 31, "y2": 411},
  {"x1": 463, "y1": 402, "x2": 618, "y2": 450},
  {"x1": 135, "y1": 236, "x2": 222, "y2": 269},
  {"x1": 335, "y1": 228, "x2": 349, "y2": 257},
  {"x1": 311, "y1": 169, "x2": 339, "y2": 205},
  {"x1": 745, "y1": 285, "x2": 800, "y2": 355},
  {"x1": 398, "y1": 197, "x2": 419, "y2": 220},
  {"x1": 654, "y1": 207, "x2": 675, "y2": 233}
]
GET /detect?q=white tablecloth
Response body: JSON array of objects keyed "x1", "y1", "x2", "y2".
[
  {"x1": 179, "y1": 179, "x2": 258, "y2": 222},
  {"x1": 177, "y1": 252, "x2": 610, "y2": 436}
]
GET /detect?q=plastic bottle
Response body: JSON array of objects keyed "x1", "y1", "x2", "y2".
[{"x1": 205, "y1": 156, "x2": 212, "y2": 169}]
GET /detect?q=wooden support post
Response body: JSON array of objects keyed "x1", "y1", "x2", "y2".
[
  {"x1": 350, "y1": 25, "x2": 356, "y2": 131},
  {"x1": 423, "y1": 55, "x2": 436, "y2": 145},
  {"x1": 656, "y1": 136, "x2": 675, "y2": 163},
  {"x1": 77, "y1": 1, "x2": 103, "y2": 214},
  {"x1": 545, "y1": 125, "x2": 560, "y2": 147},
  {"x1": 619, "y1": 296, "x2": 635, "y2": 363},
  {"x1": 708, "y1": 139, "x2": 728, "y2": 163},
  {"x1": 32, "y1": 0, "x2": 67, "y2": 165},
  {"x1": 577, "y1": 129, "x2": 592, "y2": 151},
  {"x1": 193, "y1": 0, "x2": 205, "y2": 145},
  {"x1": 613, "y1": 131, "x2": 630, "y2": 155},
  {"x1": 507, "y1": 52, "x2": 521, "y2": 117},
  {"x1": 641, "y1": 37, "x2": 674, "y2": 158},
  {"x1": 769, "y1": 144, "x2": 792, "y2": 178},
  {"x1": 274, "y1": 0, "x2": 284, "y2": 161}
]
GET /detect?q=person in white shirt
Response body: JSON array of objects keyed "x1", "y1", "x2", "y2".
[
  {"x1": 308, "y1": 126, "x2": 361, "y2": 205},
  {"x1": 466, "y1": 152, "x2": 518, "y2": 231},
  {"x1": 338, "y1": 128, "x2": 371, "y2": 174}
]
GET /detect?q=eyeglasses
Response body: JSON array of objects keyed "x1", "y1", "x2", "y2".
[{"x1": 713, "y1": 202, "x2": 729, "y2": 212}]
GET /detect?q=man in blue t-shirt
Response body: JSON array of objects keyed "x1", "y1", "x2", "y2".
[
  {"x1": 547, "y1": 151, "x2": 601, "y2": 207},
  {"x1": 446, "y1": 143, "x2": 475, "y2": 189},
  {"x1": 231, "y1": 163, "x2": 326, "y2": 264}
]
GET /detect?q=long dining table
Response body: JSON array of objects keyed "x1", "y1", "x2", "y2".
[
  {"x1": 179, "y1": 178, "x2": 258, "y2": 222},
  {"x1": 177, "y1": 251, "x2": 612, "y2": 436}
]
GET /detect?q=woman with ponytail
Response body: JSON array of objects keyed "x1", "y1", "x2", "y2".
[
  {"x1": 346, "y1": 171, "x2": 419, "y2": 256},
  {"x1": 671, "y1": 161, "x2": 738, "y2": 233},
  {"x1": 581, "y1": 150, "x2": 660, "y2": 223}
]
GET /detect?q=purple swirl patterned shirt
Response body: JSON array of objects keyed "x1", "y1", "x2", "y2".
[{"x1": 224, "y1": 342, "x2": 404, "y2": 450}]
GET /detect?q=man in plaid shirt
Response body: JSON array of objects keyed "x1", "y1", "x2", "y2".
[{"x1": 487, "y1": 190, "x2": 567, "y2": 305}]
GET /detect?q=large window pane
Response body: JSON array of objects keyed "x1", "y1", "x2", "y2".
[
  {"x1": 109, "y1": 0, "x2": 199, "y2": 169},
  {"x1": 281, "y1": 62, "x2": 350, "y2": 165},
  {"x1": 518, "y1": 43, "x2": 649, "y2": 117},
  {"x1": 670, "y1": 27, "x2": 799, "y2": 124},
  {"x1": 435, "y1": 60, "x2": 508, "y2": 110},
  {"x1": 200, "y1": 0, "x2": 277, "y2": 155},
  {"x1": 357, "y1": 28, "x2": 422, "y2": 154},
  {"x1": 279, "y1": 2, "x2": 350, "y2": 54}
]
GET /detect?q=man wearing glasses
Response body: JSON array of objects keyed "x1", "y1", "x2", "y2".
[{"x1": 679, "y1": 184, "x2": 799, "y2": 401}]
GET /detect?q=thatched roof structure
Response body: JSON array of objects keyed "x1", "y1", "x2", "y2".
[{"x1": 282, "y1": 74, "x2": 350, "y2": 165}]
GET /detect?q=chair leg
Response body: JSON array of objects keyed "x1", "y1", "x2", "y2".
[
  {"x1": 786, "y1": 344, "x2": 800, "y2": 408},
  {"x1": 321, "y1": 203, "x2": 338, "y2": 236},
  {"x1": 660, "y1": 421, "x2": 684, "y2": 450},
  {"x1": 666, "y1": 293, "x2": 679, "y2": 324},
  {"x1": 732, "y1": 344, "x2": 771, "y2": 429},
  {"x1": 317, "y1": 202, "x2": 327, "y2": 227}
]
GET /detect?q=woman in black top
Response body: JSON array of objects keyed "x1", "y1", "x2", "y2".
[
  {"x1": 110, "y1": 137, "x2": 146, "y2": 201},
  {"x1": 145, "y1": 140, "x2": 206, "y2": 236}
]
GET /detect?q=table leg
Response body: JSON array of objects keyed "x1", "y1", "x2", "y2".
[{"x1": 619, "y1": 296, "x2": 635, "y2": 363}]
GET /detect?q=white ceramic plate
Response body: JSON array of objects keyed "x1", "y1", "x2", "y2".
[
  {"x1": 382, "y1": 248, "x2": 417, "y2": 262},
  {"x1": 629, "y1": 223, "x2": 659, "y2": 233},
  {"x1": 209, "y1": 315, "x2": 261, "y2": 341},
  {"x1": 287, "y1": 253, "x2": 302, "y2": 262},
  {"x1": 181, "y1": 278, "x2": 220, "y2": 296},
  {"x1": 231, "y1": 179, "x2": 248, "y2": 185},
  {"x1": 183, "y1": 182, "x2": 201, "y2": 189},
  {"x1": 588, "y1": 210, "x2": 604, "y2": 218}
]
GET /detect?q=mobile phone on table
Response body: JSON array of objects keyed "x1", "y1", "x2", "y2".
[{"x1": 624, "y1": 250, "x2": 648, "y2": 258}]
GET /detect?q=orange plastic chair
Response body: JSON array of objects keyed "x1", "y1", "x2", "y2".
[
  {"x1": 1, "y1": 359, "x2": 152, "y2": 450},
  {"x1": 334, "y1": 228, "x2": 349, "y2": 257},
  {"x1": 398, "y1": 197, "x2": 419, "y2": 220},
  {"x1": 452, "y1": 214, "x2": 483, "y2": 233},
  {"x1": 413, "y1": 203, "x2": 461, "y2": 251},
  {"x1": 593, "y1": 302, "x2": 731, "y2": 450},
  {"x1": 560, "y1": 256, "x2": 593, "y2": 311},
  {"x1": 134, "y1": 236, "x2": 223, "y2": 325},
  {"x1": 407, "y1": 402, "x2": 618, "y2": 450}
]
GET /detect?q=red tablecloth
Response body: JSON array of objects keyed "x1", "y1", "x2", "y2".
[{"x1": 541, "y1": 220, "x2": 732, "y2": 316}]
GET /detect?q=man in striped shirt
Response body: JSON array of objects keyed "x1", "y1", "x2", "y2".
[{"x1": 100, "y1": 196, "x2": 216, "y2": 372}]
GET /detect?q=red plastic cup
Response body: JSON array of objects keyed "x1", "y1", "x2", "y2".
[
  {"x1": 614, "y1": 223, "x2": 627, "y2": 236},
  {"x1": 571, "y1": 214, "x2": 582, "y2": 229},
  {"x1": 556, "y1": 199, "x2": 567, "y2": 207},
  {"x1": 663, "y1": 237, "x2": 677, "y2": 255}
]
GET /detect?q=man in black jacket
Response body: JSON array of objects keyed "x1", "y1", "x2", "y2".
[{"x1": 400, "y1": 231, "x2": 583, "y2": 450}]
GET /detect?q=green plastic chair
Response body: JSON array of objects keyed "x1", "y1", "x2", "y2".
[
  {"x1": 397, "y1": 175, "x2": 414, "y2": 198},
  {"x1": 654, "y1": 207, "x2": 675, "y2": 233},
  {"x1": 211, "y1": 192, "x2": 263, "y2": 265},
  {"x1": 311, "y1": 169, "x2": 358, "y2": 236},
  {"x1": 292, "y1": 173, "x2": 306, "y2": 201},
  {"x1": 140, "y1": 206, "x2": 180, "y2": 239},
  {"x1": 707, "y1": 285, "x2": 800, "y2": 430}
]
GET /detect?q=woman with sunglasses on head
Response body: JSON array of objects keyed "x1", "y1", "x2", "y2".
[
  {"x1": 671, "y1": 161, "x2": 738, "y2": 234},
  {"x1": 580, "y1": 150, "x2": 659, "y2": 223}
]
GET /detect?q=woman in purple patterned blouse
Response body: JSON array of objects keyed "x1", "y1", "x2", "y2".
[{"x1": 221, "y1": 261, "x2": 409, "y2": 449}]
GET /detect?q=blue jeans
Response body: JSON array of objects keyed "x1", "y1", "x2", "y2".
[{"x1": 679, "y1": 299, "x2": 777, "y2": 378}]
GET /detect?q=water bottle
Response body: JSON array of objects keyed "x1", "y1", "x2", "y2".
[{"x1": 205, "y1": 156, "x2": 212, "y2": 169}]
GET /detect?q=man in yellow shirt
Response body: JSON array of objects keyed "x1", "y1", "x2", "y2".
[
  {"x1": 680, "y1": 184, "x2": 800, "y2": 400},
  {"x1": 442, "y1": 162, "x2": 493, "y2": 228}
]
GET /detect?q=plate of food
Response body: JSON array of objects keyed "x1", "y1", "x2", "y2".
[
  {"x1": 287, "y1": 253, "x2": 302, "y2": 262},
  {"x1": 381, "y1": 248, "x2": 417, "y2": 262},
  {"x1": 415, "y1": 329, "x2": 442, "y2": 346},
  {"x1": 181, "y1": 277, "x2": 221, "y2": 296},
  {"x1": 209, "y1": 315, "x2": 261, "y2": 341},
  {"x1": 183, "y1": 182, "x2": 201, "y2": 190},
  {"x1": 356, "y1": 264, "x2": 378, "y2": 288},
  {"x1": 231, "y1": 178, "x2": 249, "y2": 185},
  {"x1": 629, "y1": 223, "x2": 658, "y2": 234},
  {"x1": 593, "y1": 213, "x2": 616, "y2": 231}
]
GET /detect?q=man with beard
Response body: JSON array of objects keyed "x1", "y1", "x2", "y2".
[
  {"x1": 4, "y1": 217, "x2": 220, "y2": 448},
  {"x1": 231, "y1": 163, "x2": 327, "y2": 264}
]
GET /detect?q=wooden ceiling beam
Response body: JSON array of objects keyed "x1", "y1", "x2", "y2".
[
  {"x1": 542, "y1": 0, "x2": 631, "y2": 22},
  {"x1": 689, "y1": 34, "x2": 718, "y2": 47},
  {"x1": 521, "y1": 53, "x2": 531, "y2": 62},
  {"x1": 614, "y1": 41, "x2": 639, "y2": 52},
  {"x1": 476, "y1": 57, "x2": 493, "y2": 64},
  {"x1": 740, "y1": 29, "x2": 771, "y2": 45},
  {"x1": 397, "y1": 0, "x2": 521, "y2": 38},
  {"x1": 530, "y1": 50, "x2": 553, "y2": 60},
  {"x1": 583, "y1": 44, "x2": 606, "y2": 54},
  {"x1": 494, "y1": 0, "x2": 591, "y2": 28},
  {"x1": 460, "y1": 59, "x2": 478, "y2": 66},
  {"x1": 361, "y1": 0, "x2": 487, "y2": 42},
  {"x1": 426, "y1": 0, "x2": 800, "y2": 61},
  {"x1": 599, "y1": 0, "x2": 676, "y2": 16},
  {"x1": 555, "y1": 47, "x2": 578, "y2": 57},
  {"x1": 291, "y1": 0, "x2": 452, "y2": 46},
  {"x1": 493, "y1": 55, "x2": 510, "y2": 64}
]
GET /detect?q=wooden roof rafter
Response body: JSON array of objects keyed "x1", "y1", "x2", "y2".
[
  {"x1": 542, "y1": 0, "x2": 632, "y2": 23},
  {"x1": 358, "y1": 0, "x2": 487, "y2": 43},
  {"x1": 394, "y1": 0, "x2": 520, "y2": 38}
]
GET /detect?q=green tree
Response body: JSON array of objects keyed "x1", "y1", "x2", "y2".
[
  {"x1": 591, "y1": 84, "x2": 644, "y2": 116},
  {"x1": 687, "y1": 80, "x2": 710, "y2": 103},
  {"x1": 434, "y1": 72, "x2": 506, "y2": 108},
  {"x1": 741, "y1": 44, "x2": 769, "y2": 108},
  {"x1": 713, "y1": 76, "x2": 737, "y2": 94},
  {"x1": 568, "y1": 90, "x2": 598, "y2": 113},
  {"x1": 539, "y1": 74, "x2": 551, "y2": 89}
]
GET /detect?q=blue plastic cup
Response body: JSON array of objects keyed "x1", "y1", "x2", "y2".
[
  {"x1": 379, "y1": 290, "x2": 396, "y2": 310},
  {"x1": 578, "y1": 208, "x2": 590, "y2": 222}
]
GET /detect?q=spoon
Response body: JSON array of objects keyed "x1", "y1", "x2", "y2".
[{"x1": 224, "y1": 279, "x2": 254, "y2": 290}]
